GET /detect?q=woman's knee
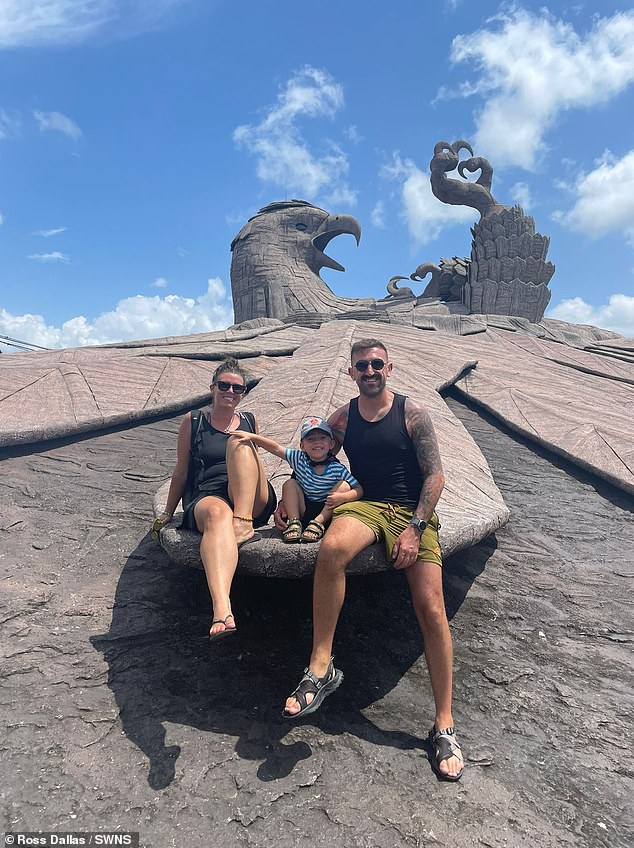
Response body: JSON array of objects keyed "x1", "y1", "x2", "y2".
[
  {"x1": 197, "y1": 501, "x2": 232, "y2": 531},
  {"x1": 226, "y1": 437, "x2": 256, "y2": 462}
]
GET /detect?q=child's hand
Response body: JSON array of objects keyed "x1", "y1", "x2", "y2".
[
  {"x1": 325, "y1": 491, "x2": 346, "y2": 509},
  {"x1": 229, "y1": 431, "x2": 254, "y2": 445}
]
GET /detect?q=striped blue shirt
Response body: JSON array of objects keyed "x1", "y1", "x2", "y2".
[{"x1": 284, "y1": 449, "x2": 359, "y2": 502}]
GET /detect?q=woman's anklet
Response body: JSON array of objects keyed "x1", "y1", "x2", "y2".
[{"x1": 234, "y1": 514, "x2": 253, "y2": 523}]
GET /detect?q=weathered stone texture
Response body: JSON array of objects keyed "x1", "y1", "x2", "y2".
[
  {"x1": 0, "y1": 324, "x2": 314, "y2": 448},
  {"x1": 155, "y1": 320, "x2": 510, "y2": 576},
  {"x1": 425, "y1": 141, "x2": 555, "y2": 322}
]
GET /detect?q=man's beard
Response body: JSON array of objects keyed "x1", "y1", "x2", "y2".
[{"x1": 358, "y1": 373, "x2": 385, "y2": 396}]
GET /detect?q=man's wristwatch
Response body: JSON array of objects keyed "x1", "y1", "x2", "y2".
[{"x1": 409, "y1": 517, "x2": 427, "y2": 533}]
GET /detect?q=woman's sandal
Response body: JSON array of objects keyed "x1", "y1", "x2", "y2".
[
  {"x1": 282, "y1": 518, "x2": 303, "y2": 544},
  {"x1": 301, "y1": 519, "x2": 326, "y2": 543},
  {"x1": 209, "y1": 614, "x2": 237, "y2": 641},
  {"x1": 428, "y1": 726, "x2": 464, "y2": 781},
  {"x1": 282, "y1": 657, "x2": 343, "y2": 719}
]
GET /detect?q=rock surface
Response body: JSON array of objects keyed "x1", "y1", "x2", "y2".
[{"x1": 1, "y1": 396, "x2": 632, "y2": 847}]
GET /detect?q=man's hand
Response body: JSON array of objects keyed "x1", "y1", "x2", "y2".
[
  {"x1": 273, "y1": 501, "x2": 288, "y2": 531},
  {"x1": 391, "y1": 526, "x2": 421, "y2": 570}
]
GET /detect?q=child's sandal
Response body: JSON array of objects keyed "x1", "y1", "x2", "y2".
[
  {"x1": 282, "y1": 518, "x2": 303, "y2": 543},
  {"x1": 301, "y1": 519, "x2": 325, "y2": 543}
]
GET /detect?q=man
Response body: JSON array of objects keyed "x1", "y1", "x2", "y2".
[{"x1": 281, "y1": 338, "x2": 464, "y2": 781}]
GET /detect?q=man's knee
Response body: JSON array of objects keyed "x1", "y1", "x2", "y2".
[
  {"x1": 316, "y1": 534, "x2": 353, "y2": 573},
  {"x1": 411, "y1": 584, "x2": 448, "y2": 631}
]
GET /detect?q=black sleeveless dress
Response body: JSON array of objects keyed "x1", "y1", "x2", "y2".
[{"x1": 181, "y1": 410, "x2": 277, "y2": 530}]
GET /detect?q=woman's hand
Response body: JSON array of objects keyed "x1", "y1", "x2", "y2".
[{"x1": 151, "y1": 511, "x2": 173, "y2": 541}]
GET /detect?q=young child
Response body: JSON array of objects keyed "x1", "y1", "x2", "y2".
[{"x1": 230, "y1": 416, "x2": 363, "y2": 543}]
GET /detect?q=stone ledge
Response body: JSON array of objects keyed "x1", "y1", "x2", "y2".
[
  {"x1": 153, "y1": 484, "x2": 402, "y2": 577},
  {"x1": 158, "y1": 519, "x2": 395, "y2": 578},
  {"x1": 153, "y1": 479, "x2": 508, "y2": 578}
]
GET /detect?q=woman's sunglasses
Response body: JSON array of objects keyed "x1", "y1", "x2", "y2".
[
  {"x1": 215, "y1": 380, "x2": 246, "y2": 394},
  {"x1": 353, "y1": 358, "x2": 386, "y2": 372}
]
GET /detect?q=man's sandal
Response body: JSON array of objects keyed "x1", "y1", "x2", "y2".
[
  {"x1": 282, "y1": 658, "x2": 343, "y2": 719},
  {"x1": 282, "y1": 518, "x2": 303, "y2": 543},
  {"x1": 209, "y1": 614, "x2": 237, "y2": 641},
  {"x1": 301, "y1": 519, "x2": 326, "y2": 543},
  {"x1": 428, "y1": 726, "x2": 464, "y2": 781}
]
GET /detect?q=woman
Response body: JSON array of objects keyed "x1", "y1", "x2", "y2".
[{"x1": 153, "y1": 357, "x2": 276, "y2": 639}]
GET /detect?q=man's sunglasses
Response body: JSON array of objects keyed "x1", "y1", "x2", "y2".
[
  {"x1": 215, "y1": 380, "x2": 246, "y2": 394},
  {"x1": 354, "y1": 358, "x2": 386, "y2": 372}
]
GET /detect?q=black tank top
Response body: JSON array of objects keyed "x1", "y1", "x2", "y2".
[
  {"x1": 343, "y1": 393, "x2": 423, "y2": 506},
  {"x1": 196, "y1": 411, "x2": 256, "y2": 491}
]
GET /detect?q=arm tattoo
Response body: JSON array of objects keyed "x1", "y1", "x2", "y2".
[
  {"x1": 405, "y1": 398, "x2": 445, "y2": 520},
  {"x1": 328, "y1": 404, "x2": 349, "y2": 454}
]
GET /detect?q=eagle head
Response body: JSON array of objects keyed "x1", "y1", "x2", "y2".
[{"x1": 230, "y1": 200, "x2": 362, "y2": 323}]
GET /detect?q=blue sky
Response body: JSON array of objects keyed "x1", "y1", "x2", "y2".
[{"x1": 1, "y1": 0, "x2": 634, "y2": 352}]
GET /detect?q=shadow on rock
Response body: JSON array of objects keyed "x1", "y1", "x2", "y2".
[{"x1": 92, "y1": 532, "x2": 495, "y2": 789}]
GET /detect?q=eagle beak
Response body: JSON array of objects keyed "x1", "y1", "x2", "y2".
[{"x1": 312, "y1": 214, "x2": 361, "y2": 272}]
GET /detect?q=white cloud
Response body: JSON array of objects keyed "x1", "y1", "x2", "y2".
[
  {"x1": 34, "y1": 110, "x2": 82, "y2": 140},
  {"x1": 34, "y1": 226, "x2": 67, "y2": 237},
  {"x1": 0, "y1": 1, "x2": 189, "y2": 48},
  {"x1": 448, "y1": 9, "x2": 634, "y2": 169},
  {"x1": 371, "y1": 201, "x2": 385, "y2": 229},
  {"x1": 28, "y1": 251, "x2": 70, "y2": 263},
  {"x1": 344, "y1": 125, "x2": 362, "y2": 144},
  {"x1": 553, "y1": 149, "x2": 634, "y2": 245},
  {"x1": 548, "y1": 294, "x2": 634, "y2": 337},
  {"x1": 233, "y1": 66, "x2": 355, "y2": 204},
  {"x1": 381, "y1": 153, "x2": 477, "y2": 245},
  {"x1": 509, "y1": 181, "x2": 532, "y2": 211},
  {"x1": 0, "y1": 212, "x2": 4, "y2": 226},
  {"x1": 152, "y1": 276, "x2": 168, "y2": 288},
  {"x1": 0, "y1": 277, "x2": 233, "y2": 351},
  {"x1": 324, "y1": 184, "x2": 357, "y2": 207},
  {"x1": 0, "y1": 108, "x2": 20, "y2": 138}
]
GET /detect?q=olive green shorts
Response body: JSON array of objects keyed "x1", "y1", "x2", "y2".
[{"x1": 332, "y1": 501, "x2": 442, "y2": 566}]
